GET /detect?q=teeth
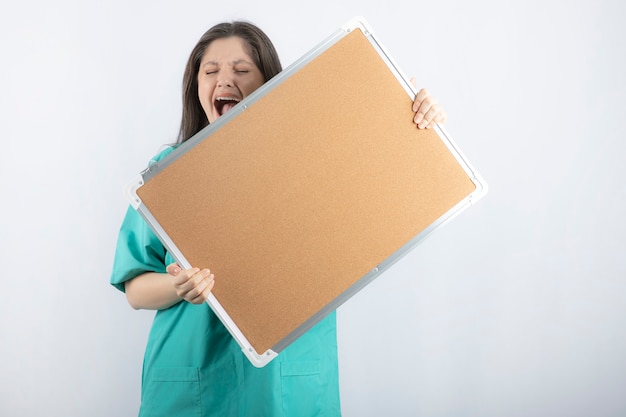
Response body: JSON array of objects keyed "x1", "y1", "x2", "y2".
[{"x1": 216, "y1": 97, "x2": 240, "y2": 102}]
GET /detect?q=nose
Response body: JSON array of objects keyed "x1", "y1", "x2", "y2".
[{"x1": 217, "y1": 74, "x2": 233, "y2": 88}]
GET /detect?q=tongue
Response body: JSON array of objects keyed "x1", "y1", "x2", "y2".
[{"x1": 222, "y1": 102, "x2": 237, "y2": 114}]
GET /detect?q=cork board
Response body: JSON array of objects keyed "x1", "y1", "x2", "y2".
[{"x1": 128, "y1": 19, "x2": 486, "y2": 367}]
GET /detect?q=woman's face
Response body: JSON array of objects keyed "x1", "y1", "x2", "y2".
[{"x1": 198, "y1": 36, "x2": 265, "y2": 123}]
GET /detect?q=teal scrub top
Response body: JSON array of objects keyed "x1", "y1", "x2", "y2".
[{"x1": 111, "y1": 147, "x2": 342, "y2": 417}]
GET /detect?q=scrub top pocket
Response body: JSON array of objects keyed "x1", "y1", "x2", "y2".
[
  {"x1": 280, "y1": 361, "x2": 323, "y2": 417},
  {"x1": 140, "y1": 367, "x2": 202, "y2": 417}
]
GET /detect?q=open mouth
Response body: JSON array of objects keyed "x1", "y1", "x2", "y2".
[{"x1": 215, "y1": 96, "x2": 241, "y2": 116}]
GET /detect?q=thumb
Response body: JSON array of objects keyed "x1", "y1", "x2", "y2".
[{"x1": 166, "y1": 263, "x2": 182, "y2": 276}]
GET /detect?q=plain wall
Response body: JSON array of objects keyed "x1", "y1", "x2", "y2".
[{"x1": 1, "y1": 0, "x2": 624, "y2": 416}]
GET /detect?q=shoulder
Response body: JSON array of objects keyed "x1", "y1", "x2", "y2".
[{"x1": 149, "y1": 144, "x2": 178, "y2": 165}]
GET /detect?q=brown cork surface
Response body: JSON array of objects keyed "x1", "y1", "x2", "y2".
[{"x1": 137, "y1": 29, "x2": 476, "y2": 354}]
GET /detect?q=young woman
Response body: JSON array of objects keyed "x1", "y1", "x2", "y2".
[{"x1": 111, "y1": 21, "x2": 446, "y2": 417}]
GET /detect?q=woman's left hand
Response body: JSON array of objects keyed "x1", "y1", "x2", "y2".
[{"x1": 411, "y1": 78, "x2": 447, "y2": 129}]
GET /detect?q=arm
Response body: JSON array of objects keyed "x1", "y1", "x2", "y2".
[{"x1": 125, "y1": 264, "x2": 215, "y2": 310}]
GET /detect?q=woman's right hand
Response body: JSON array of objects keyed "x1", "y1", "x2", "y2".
[{"x1": 167, "y1": 263, "x2": 215, "y2": 304}]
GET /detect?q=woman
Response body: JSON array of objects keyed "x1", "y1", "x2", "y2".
[{"x1": 111, "y1": 21, "x2": 446, "y2": 417}]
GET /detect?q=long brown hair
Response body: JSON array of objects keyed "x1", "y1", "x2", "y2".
[{"x1": 177, "y1": 21, "x2": 283, "y2": 144}]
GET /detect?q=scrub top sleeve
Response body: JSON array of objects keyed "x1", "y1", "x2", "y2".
[
  {"x1": 110, "y1": 205, "x2": 167, "y2": 292},
  {"x1": 110, "y1": 145, "x2": 177, "y2": 292}
]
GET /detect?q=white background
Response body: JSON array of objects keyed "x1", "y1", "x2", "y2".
[{"x1": 1, "y1": 0, "x2": 625, "y2": 416}]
